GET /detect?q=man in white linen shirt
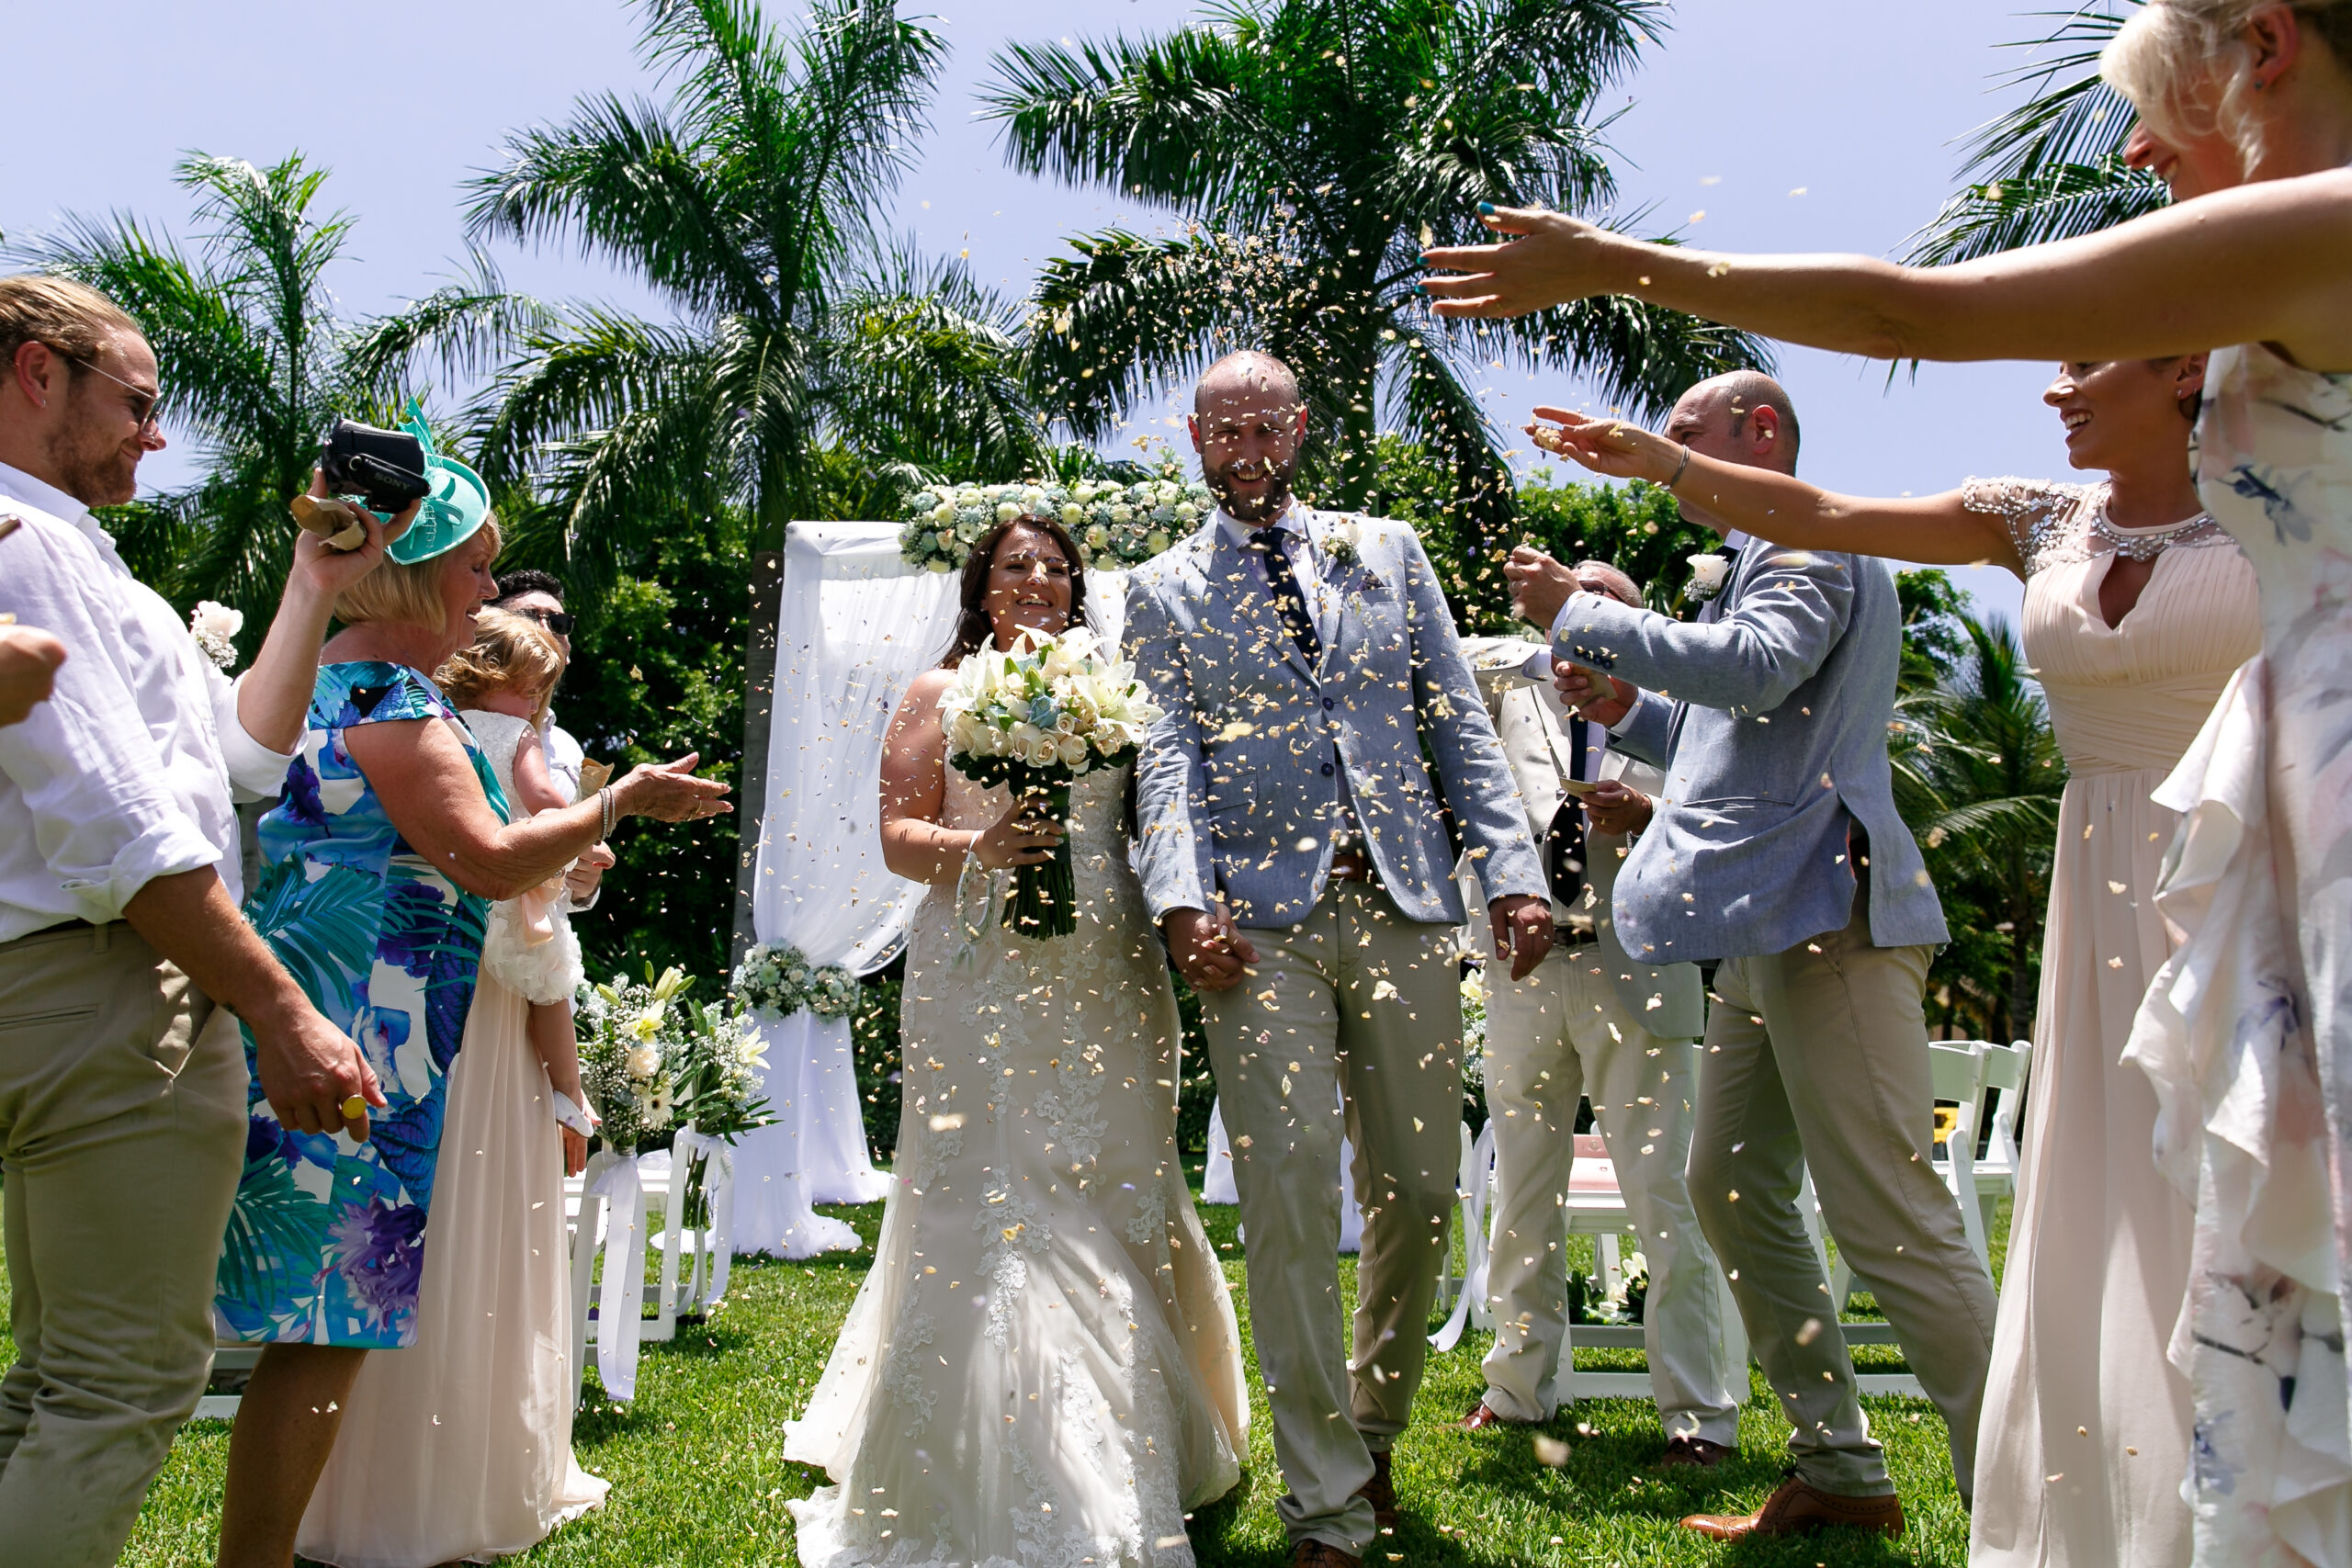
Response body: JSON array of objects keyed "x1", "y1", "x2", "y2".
[{"x1": 0, "y1": 275, "x2": 392, "y2": 1568}]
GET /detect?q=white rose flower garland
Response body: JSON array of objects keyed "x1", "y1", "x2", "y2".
[{"x1": 899, "y1": 472, "x2": 1213, "y2": 573}]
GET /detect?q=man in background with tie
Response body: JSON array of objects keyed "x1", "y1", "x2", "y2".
[
  {"x1": 1508, "y1": 372, "x2": 1995, "y2": 1543},
  {"x1": 1455, "y1": 567, "x2": 1742, "y2": 1464}
]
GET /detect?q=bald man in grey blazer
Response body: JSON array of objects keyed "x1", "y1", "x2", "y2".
[
  {"x1": 1127, "y1": 352, "x2": 1550, "y2": 1568},
  {"x1": 1510, "y1": 373, "x2": 1996, "y2": 1543}
]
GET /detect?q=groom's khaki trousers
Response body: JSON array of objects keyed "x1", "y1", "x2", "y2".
[
  {"x1": 1691, "y1": 881, "x2": 1997, "y2": 1501},
  {"x1": 1198, "y1": 881, "x2": 1462, "y2": 1559}
]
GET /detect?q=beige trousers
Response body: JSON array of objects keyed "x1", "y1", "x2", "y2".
[
  {"x1": 1692, "y1": 889, "x2": 1997, "y2": 1500},
  {"x1": 0, "y1": 921, "x2": 247, "y2": 1568},
  {"x1": 1197, "y1": 883, "x2": 1461, "y2": 1557},
  {"x1": 1479, "y1": 953, "x2": 1740, "y2": 1441}
]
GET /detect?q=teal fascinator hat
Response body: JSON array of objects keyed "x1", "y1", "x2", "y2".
[{"x1": 384, "y1": 400, "x2": 492, "y2": 565}]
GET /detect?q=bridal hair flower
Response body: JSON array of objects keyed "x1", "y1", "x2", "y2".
[
  {"x1": 900, "y1": 468, "x2": 1214, "y2": 573},
  {"x1": 189, "y1": 600, "x2": 244, "y2": 669}
]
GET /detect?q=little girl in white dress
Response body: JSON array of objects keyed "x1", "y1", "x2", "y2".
[{"x1": 298, "y1": 608, "x2": 608, "y2": 1566}]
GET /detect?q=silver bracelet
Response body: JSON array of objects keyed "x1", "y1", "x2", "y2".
[
  {"x1": 598, "y1": 784, "x2": 616, "y2": 840},
  {"x1": 1665, "y1": 444, "x2": 1692, "y2": 490}
]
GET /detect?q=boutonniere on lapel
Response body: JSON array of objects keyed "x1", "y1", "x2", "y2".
[
  {"x1": 1669, "y1": 550, "x2": 1732, "y2": 617},
  {"x1": 1319, "y1": 516, "x2": 1381, "y2": 593},
  {"x1": 1320, "y1": 515, "x2": 1363, "y2": 566}
]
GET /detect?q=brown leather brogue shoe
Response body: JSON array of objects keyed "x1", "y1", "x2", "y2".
[
  {"x1": 1291, "y1": 1539, "x2": 1363, "y2": 1568},
  {"x1": 1680, "y1": 1472, "x2": 1905, "y2": 1540},
  {"x1": 1354, "y1": 1448, "x2": 1398, "y2": 1531},
  {"x1": 1656, "y1": 1434, "x2": 1736, "y2": 1470},
  {"x1": 1458, "y1": 1399, "x2": 1525, "y2": 1432}
]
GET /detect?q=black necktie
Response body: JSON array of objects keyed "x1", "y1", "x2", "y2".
[
  {"x1": 1544, "y1": 714, "x2": 1590, "y2": 910},
  {"x1": 1545, "y1": 799, "x2": 1587, "y2": 911},
  {"x1": 1250, "y1": 526, "x2": 1322, "y2": 665}
]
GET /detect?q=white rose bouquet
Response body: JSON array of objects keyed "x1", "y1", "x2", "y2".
[{"x1": 936, "y1": 625, "x2": 1163, "y2": 938}]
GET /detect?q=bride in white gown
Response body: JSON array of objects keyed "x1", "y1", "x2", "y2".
[{"x1": 785, "y1": 512, "x2": 1247, "y2": 1568}]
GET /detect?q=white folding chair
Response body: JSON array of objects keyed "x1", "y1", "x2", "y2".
[
  {"x1": 1558, "y1": 1132, "x2": 1747, "y2": 1401},
  {"x1": 1802, "y1": 1040, "x2": 1989, "y2": 1397},
  {"x1": 1962, "y1": 1039, "x2": 2033, "y2": 1243}
]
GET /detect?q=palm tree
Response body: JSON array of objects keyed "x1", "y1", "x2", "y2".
[
  {"x1": 462, "y1": 0, "x2": 1047, "y2": 592},
  {"x1": 1908, "y1": 3, "x2": 2166, "y2": 265},
  {"x1": 9, "y1": 153, "x2": 534, "y2": 648},
  {"x1": 980, "y1": 0, "x2": 1769, "y2": 565},
  {"x1": 1893, "y1": 612, "x2": 2069, "y2": 1042}
]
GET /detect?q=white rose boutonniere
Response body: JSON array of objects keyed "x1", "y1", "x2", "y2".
[
  {"x1": 1685, "y1": 553, "x2": 1731, "y2": 601},
  {"x1": 1321, "y1": 517, "x2": 1363, "y2": 567},
  {"x1": 189, "y1": 601, "x2": 244, "y2": 670}
]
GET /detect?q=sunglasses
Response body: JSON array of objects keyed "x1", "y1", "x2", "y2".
[
  {"x1": 62, "y1": 352, "x2": 165, "y2": 432},
  {"x1": 519, "y1": 607, "x2": 575, "y2": 637}
]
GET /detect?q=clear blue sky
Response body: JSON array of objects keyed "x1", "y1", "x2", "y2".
[{"x1": 2, "y1": 0, "x2": 2104, "y2": 626}]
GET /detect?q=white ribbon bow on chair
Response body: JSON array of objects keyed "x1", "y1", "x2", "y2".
[
  {"x1": 584, "y1": 1149, "x2": 650, "y2": 1400},
  {"x1": 671, "y1": 1127, "x2": 737, "y2": 1310}
]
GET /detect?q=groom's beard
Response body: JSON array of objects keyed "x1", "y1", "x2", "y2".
[{"x1": 1205, "y1": 451, "x2": 1298, "y2": 525}]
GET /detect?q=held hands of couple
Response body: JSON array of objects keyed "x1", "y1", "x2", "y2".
[{"x1": 1163, "y1": 905, "x2": 1260, "y2": 993}]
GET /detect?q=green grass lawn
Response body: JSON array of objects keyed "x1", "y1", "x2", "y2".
[{"x1": 1, "y1": 1174, "x2": 2004, "y2": 1566}]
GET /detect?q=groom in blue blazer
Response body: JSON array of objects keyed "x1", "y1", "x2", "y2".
[
  {"x1": 1127, "y1": 352, "x2": 1551, "y2": 1568},
  {"x1": 1511, "y1": 373, "x2": 1996, "y2": 1542}
]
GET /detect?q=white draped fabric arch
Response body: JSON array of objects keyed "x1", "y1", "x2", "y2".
[{"x1": 727, "y1": 520, "x2": 1126, "y2": 1258}]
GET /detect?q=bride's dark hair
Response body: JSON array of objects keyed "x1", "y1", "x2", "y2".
[{"x1": 937, "y1": 515, "x2": 1091, "y2": 666}]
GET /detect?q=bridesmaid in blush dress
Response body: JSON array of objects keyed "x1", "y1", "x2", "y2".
[{"x1": 1524, "y1": 352, "x2": 2259, "y2": 1565}]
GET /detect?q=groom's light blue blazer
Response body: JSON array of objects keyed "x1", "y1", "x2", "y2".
[
  {"x1": 1549, "y1": 541, "x2": 1949, "y2": 966},
  {"x1": 1125, "y1": 511, "x2": 1545, "y2": 929}
]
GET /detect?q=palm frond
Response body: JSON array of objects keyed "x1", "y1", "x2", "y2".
[
  {"x1": 465, "y1": 93, "x2": 771, "y2": 319},
  {"x1": 1909, "y1": 156, "x2": 2167, "y2": 267},
  {"x1": 343, "y1": 251, "x2": 558, "y2": 400},
  {"x1": 1908, "y1": 4, "x2": 2154, "y2": 263}
]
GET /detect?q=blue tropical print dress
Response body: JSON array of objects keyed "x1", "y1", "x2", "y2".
[{"x1": 213, "y1": 662, "x2": 509, "y2": 1349}]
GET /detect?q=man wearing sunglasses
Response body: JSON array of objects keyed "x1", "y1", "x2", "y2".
[{"x1": 491, "y1": 570, "x2": 608, "y2": 907}]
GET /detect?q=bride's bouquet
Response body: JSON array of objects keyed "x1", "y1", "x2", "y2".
[{"x1": 937, "y1": 626, "x2": 1162, "y2": 939}]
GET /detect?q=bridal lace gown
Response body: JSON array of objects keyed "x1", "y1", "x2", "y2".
[
  {"x1": 2126, "y1": 344, "x2": 2352, "y2": 1565},
  {"x1": 1959, "y1": 479, "x2": 2258, "y2": 1568},
  {"x1": 298, "y1": 711, "x2": 607, "y2": 1566},
  {"x1": 786, "y1": 761, "x2": 1248, "y2": 1568}
]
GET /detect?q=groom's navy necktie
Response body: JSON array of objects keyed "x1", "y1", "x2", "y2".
[{"x1": 1249, "y1": 525, "x2": 1322, "y2": 666}]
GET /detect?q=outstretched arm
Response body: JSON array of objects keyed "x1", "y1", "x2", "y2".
[
  {"x1": 1548, "y1": 547, "x2": 1854, "y2": 717},
  {"x1": 1421, "y1": 172, "x2": 2352, "y2": 371},
  {"x1": 1527, "y1": 407, "x2": 2020, "y2": 577}
]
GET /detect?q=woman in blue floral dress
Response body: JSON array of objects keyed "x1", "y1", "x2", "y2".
[{"x1": 212, "y1": 430, "x2": 732, "y2": 1568}]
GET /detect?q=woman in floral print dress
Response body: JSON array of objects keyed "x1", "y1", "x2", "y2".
[{"x1": 210, "y1": 458, "x2": 730, "y2": 1568}]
